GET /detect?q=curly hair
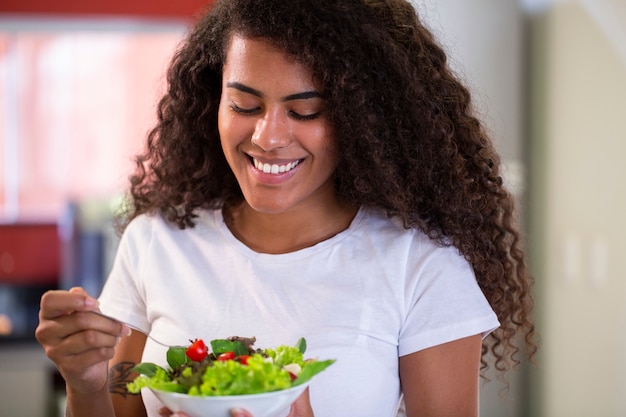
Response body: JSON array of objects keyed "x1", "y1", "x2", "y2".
[{"x1": 119, "y1": 0, "x2": 535, "y2": 378}]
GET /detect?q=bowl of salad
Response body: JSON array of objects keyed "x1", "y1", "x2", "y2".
[{"x1": 128, "y1": 336, "x2": 335, "y2": 417}]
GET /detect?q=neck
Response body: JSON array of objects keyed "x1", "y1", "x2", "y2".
[{"x1": 225, "y1": 200, "x2": 358, "y2": 254}]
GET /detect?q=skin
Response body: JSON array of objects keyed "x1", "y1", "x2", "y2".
[
  {"x1": 35, "y1": 287, "x2": 132, "y2": 417},
  {"x1": 218, "y1": 35, "x2": 357, "y2": 254},
  {"x1": 35, "y1": 35, "x2": 484, "y2": 417},
  {"x1": 400, "y1": 335, "x2": 482, "y2": 417}
]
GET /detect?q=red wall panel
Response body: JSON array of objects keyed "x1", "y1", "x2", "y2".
[
  {"x1": 0, "y1": 0, "x2": 214, "y2": 19},
  {"x1": 0, "y1": 224, "x2": 60, "y2": 285}
]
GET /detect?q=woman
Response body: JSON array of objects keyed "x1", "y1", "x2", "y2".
[{"x1": 36, "y1": 0, "x2": 535, "y2": 416}]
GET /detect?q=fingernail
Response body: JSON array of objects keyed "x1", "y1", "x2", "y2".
[
  {"x1": 121, "y1": 324, "x2": 132, "y2": 336},
  {"x1": 84, "y1": 296, "x2": 99, "y2": 309},
  {"x1": 230, "y1": 408, "x2": 244, "y2": 416}
]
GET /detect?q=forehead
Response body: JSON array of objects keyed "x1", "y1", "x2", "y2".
[{"x1": 222, "y1": 35, "x2": 319, "y2": 89}]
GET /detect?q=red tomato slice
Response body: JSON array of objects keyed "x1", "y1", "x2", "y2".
[
  {"x1": 217, "y1": 351, "x2": 236, "y2": 361},
  {"x1": 236, "y1": 355, "x2": 250, "y2": 365}
]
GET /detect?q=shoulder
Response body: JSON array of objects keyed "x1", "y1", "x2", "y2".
[
  {"x1": 354, "y1": 208, "x2": 475, "y2": 292},
  {"x1": 356, "y1": 207, "x2": 458, "y2": 259},
  {"x1": 120, "y1": 209, "x2": 218, "y2": 245},
  {"x1": 121, "y1": 212, "x2": 169, "y2": 242}
]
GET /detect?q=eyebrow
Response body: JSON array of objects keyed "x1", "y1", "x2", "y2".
[{"x1": 226, "y1": 82, "x2": 323, "y2": 101}]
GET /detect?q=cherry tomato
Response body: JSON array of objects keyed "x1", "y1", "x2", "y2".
[
  {"x1": 236, "y1": 355, "x2": 250, "y2": 365},
  {"x1": 185, "y1": 339, "x2": 208, "y2": 362},
  {"x1": 217, "y1": 351, "x2": 236, "y2": 361}
]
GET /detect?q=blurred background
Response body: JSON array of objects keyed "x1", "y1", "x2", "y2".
[{"x1": 0, "y1": 0, "x2": 624, "y2": 416}]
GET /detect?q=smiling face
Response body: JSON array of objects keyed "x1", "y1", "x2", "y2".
[{"x1": 218, "y1": 35, "x2": 339, "y2": 216}]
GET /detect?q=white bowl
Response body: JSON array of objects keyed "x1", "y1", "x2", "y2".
[{"x1": 151, "y1": 383, "x2": 309, "y2": 417}]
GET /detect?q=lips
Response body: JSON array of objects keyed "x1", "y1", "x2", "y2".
[{"x1": 252, "y1": 157, "x2": 301, "y2": 175}]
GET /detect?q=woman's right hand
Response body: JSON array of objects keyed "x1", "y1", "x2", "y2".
[{"x1": 35, "y1": 287, "x2": 131, "y2": 394}]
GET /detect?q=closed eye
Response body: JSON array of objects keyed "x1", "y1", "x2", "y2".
[
  {"x1": 232, "y1": 103, "x2": 322, "y2": 121},
  {"x1": 231, "y1": 103, "x2": 260, "y2": 115},
  {"x1": 290, "y1": 110, "x2": 322, "y2": 121}
]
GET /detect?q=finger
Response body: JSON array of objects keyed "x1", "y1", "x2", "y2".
[
  {"x1": 69, "y1": 287, "x2": 100, "y2": 312},
  {"x1": 230, "y1": 409, "x2": 253, "y2": 417},
  {"x1": 38, "y1": 310, "x2": 129, "y2": 350},
  {"x1": 36, "y1": 291, "x2": 98, "y2": 347},
  {"x1": 69, "y1": 286, "x2": 88, "y2": 296},
  {"x1": 288, "y1": 388, "x2": 314, "y2": 417},
  {"x1": 41, "y1": 323, "x2": 118, "y2": 363},
  {"x1": 157, "y1": 407, "x2": 172, "y2": 417},
  {"x1": 39, "y1": 289, "x2": 98, "y2": 320},
  {"x1": 84, "y1": 311, "x2": 131, "y2": 337},
  {"x1": 44, "y1": 325, "x2": 122, "y2": 373},
  {"x1": 61, "y1": 326, "x2": 121, "y2": 355},
  {"x1": 51, "y1": 339, "x2": 117, "y2": 371},
  {"x1": 68, "y1": 311, "x2": 131, "y2": 339}
]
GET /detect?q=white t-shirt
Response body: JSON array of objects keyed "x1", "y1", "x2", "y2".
[{"x1": 98, "y1": 207, "x2": 499, "y2": 417}]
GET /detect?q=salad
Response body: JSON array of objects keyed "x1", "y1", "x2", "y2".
[{"x1": 127, "y1": 336, "x2": 335, "y2": 396}]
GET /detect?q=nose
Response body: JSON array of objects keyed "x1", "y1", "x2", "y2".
[{"x1": 251, "y1": 108, "x2": 290, "y2": 151}]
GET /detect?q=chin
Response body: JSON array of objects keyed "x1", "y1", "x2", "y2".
[
  {"x1": 243, "y1": 195, "x2": 298, "y2": 215},
  {"x1": 248, "y1": 204, "x2": 292, "y2": 215}
]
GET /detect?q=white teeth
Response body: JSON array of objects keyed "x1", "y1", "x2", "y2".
[{"x1": 253, "y1": 158, "x2": 301, "y2": 174}]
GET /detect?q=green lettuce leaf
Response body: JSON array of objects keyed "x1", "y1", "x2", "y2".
[{"x1": 293, "y1": 359, "x2": 336, "y2": 386}]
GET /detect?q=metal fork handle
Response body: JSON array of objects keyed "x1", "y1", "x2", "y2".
[{"x1": 90, "y1": 310, "x2": 171, "y2": 347}]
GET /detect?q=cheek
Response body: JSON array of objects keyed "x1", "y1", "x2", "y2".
[
  {"x1": 217, "y1": 118, "x2": 237, "y2": 167},
  {"x1": 217, "y1": 103, "x2": 230, "y2": 141},
  {"x1": 217, "y1": 115, "x2": 242, "y2": 155},
  {"x1": 218, "y1": 108, "x2": 254, "y2": 149},
  {"x1": 317, "y1": 127, "x2": 338, "y2": 164}
]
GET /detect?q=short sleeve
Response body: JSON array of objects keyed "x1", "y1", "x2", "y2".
[
  {"x1": 97, "y1": 216, "x2": 151, "y2": 333},
  {"x1": 398, "y1": 242, "x2": 500, "y2": 356}
]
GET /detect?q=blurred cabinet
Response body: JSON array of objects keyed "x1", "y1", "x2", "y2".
[
  {"x1": 0, "y1": 342, "x2": 60, "y2": 417},
  {"x1": 0, "y1": 223, "x2": 60, "y2": 340},
  {"x1": 0, "y1": 224, "x2": 62, "y2": 414}
]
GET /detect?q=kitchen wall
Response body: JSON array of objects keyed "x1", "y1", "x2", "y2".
[
  {"x1": 417, "y1": 1, "x2": 626, "y2": 416},
  {"x1": 526, "y1": 1, "x2": 626, "y2": 416}
]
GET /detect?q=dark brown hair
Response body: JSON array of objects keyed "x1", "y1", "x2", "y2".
[{"x1": 120, "y1": 0, "x2": 535, "y2": 378}]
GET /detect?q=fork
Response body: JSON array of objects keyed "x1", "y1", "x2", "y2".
[{"x1": 90, "y1": 310, "x2": 171, "y2": 347}]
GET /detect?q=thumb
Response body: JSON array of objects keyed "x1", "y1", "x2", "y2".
[
  {"x1": 288, "y1": 388, "x2": 314, "y2": 417},
  {"x1": 69, "y1": 287, "x2": 99, "y2": 311},
  {"x1": 69, "y1": 286, "x2": 88, "y2": 296},
  {"x1": 230, "y1": 408, "x2": 253, "y2": 417}
]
